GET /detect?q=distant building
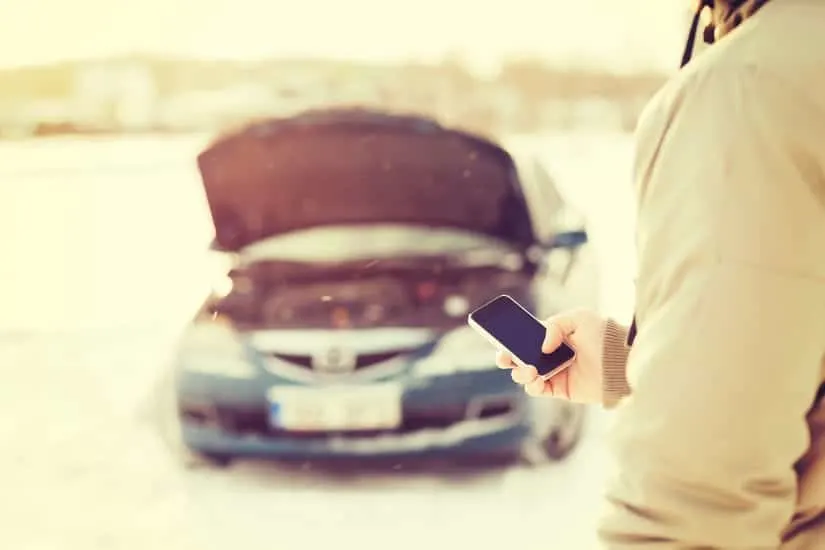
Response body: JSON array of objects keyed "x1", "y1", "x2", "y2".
[
  {"x1": 567, "y1": 98, "x2": 623, "y2": 131},
  {"x1": 72, "y1": 62, "x2": 158, "y2": 130},
  {"x1": 0, "y1": 99, "x2": 74, "y2": 137},
  {"x1": 157, "y1": 84, "x2": 276, "y2": 130}
]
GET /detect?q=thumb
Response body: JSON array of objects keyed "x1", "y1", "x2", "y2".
[{"x1": 542, "y1": 314, "x2": 577, "y2": 353}]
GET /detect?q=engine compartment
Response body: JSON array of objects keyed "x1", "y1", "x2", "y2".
[{"x1": 209, "y1": 259, "x2": 535, "y2": 331}]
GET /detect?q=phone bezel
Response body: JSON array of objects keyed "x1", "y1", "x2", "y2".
[{"x1": 467, "y1": 294, "x2": 576, "y2": 380}]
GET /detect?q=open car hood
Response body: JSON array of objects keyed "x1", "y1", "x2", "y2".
[{"x1": 197, "y1": 109, "x2": 538, "y2": 252}]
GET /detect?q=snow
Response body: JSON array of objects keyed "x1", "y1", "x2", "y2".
[{"x1": 0, "y1": 132, "x2": 636, "y2": 550}]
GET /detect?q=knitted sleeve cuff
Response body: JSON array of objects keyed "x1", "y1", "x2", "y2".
[{"x1": 602, "y1": 318, "x2": 632, "y2": 408}]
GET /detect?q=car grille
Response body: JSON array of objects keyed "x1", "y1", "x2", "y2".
[
  {"x1": 268, "y1": 350, "x2": 409, "y2": 371},
  {"x1": 180, "y1": 400, "x2": 514, "y2": 439}
]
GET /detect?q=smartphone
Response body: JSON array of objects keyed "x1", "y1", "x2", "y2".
[{"x1": 468, "y1": 295, "x2": 576, "y2": 379}]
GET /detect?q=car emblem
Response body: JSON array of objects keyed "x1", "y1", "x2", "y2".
[{"x1": 311, "y1": 346, "x2": 358, "y2": 373}]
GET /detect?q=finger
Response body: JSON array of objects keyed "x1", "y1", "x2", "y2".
[
  {"x1": 542, "y1": 314, "x2": 577, "y2": 353},
  {"x1": 545, "y1": 373, "x2": 566, "y2": 399},
  {"x1": 526, "y1": 371, "x2": 571, "y2": 399},
  {"x1": 495, "y1": 350, "x2": 514, "y2": 369},
  {"x1": 525, "y1": 376, "x2": 548, "y2": 396},
  {"x1": 511, "y1": 364, "x2": 538, "y2": 385}
]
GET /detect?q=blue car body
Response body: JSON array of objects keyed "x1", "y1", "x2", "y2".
[
  {"x1": 172, "y1": 108, "x2": 587, "y2": 466},
  {"x1": 177, "y1": 329, "x2": 533, "y2": 462}
]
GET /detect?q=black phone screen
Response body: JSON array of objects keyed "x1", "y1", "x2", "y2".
[{"x1": 470, "y1": 295, "x2": 575, "y2": 377}]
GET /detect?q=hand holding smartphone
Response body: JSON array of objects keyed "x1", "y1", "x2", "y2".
[{"x1": 468, "y1": 295, "x2": 576, "y2": 379}]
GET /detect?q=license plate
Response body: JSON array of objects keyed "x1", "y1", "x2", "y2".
[{"x1": 267, "y1": 384, "x2": 403, "y2": 432}]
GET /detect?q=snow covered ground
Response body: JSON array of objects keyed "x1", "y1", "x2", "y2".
[{"x1": 0, "y1": 132, "x2": 636, "y2": 550}]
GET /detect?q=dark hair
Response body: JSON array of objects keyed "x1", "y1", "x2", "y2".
[
  {"x1": 715, "y1": 0, "x2": 772, "y2": 36},
  {"x1": 681, "y1": 0, "x2": 772, "y2": 67}
]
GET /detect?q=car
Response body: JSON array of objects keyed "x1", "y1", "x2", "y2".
[{"x1": 170, "y1": 108, "x2": 589, "y2": 468}]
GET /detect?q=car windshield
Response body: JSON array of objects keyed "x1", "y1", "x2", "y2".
[{"x1": 237, "y1": 223, "x2": 519, "y2": 265}]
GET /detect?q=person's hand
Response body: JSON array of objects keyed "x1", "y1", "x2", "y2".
[{"x1": 495, "y1": 309, "x2": 606, "y2": 403}]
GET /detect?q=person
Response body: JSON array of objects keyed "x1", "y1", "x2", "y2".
[{"x1": 496, "y1": 0, "x2": 825, "y2": 547}]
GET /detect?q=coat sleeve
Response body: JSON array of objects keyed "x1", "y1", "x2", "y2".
[
  {"x1": 598, "y1": 65, "x2": 825, "y2": 548},
  {"x1": 602, "y1": 318, "x2": 631, "y2": 408}
]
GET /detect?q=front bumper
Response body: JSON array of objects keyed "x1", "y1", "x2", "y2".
[
  {"x1": 181, "y1": 414, "x2": 528, "y2": 460},
  {"x1": 177, "y1": 371, "x2": 531, "y2": 460}
]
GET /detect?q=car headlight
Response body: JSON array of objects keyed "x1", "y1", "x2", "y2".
[
  {"x1": 176, "y1": 315, "x2": 257, "y2": 379},
  {"x1": 414, "y1": 325, "x2": 496, "y2": 377}
]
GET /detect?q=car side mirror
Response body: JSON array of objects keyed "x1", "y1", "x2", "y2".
[{"x1": 547, "y1": 230, "x2": 587, "y2": 251}]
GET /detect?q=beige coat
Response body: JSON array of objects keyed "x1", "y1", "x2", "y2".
[{"x1": 598, "y1": 0, "x2": 825, "y2": 547}]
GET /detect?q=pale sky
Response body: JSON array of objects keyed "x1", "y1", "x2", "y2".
[{"x1": 0, "y1": 0, "x2": 689, "y2": 71}]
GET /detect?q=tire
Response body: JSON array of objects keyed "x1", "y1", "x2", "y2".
[
  {"x1": 542, "y1": 402, "x2": 586, "y2": 461},
  {"x1": 201, "y1": 452, "x2": 233, "y2": 468},
  {"x1": 520, "y1": 401, "x2": 586, "y2": 465},
  {"x1": 182, "y1": 450, "x2": 233, "y2": 470}
]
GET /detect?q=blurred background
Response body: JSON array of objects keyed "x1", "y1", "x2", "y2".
[{"x1": 0, "y1": 1, "x2": 695, "y2": 549}]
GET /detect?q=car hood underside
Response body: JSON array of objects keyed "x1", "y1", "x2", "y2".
[{"x1": 197, "y1": 111, "x2": 537, "y2": 252}]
